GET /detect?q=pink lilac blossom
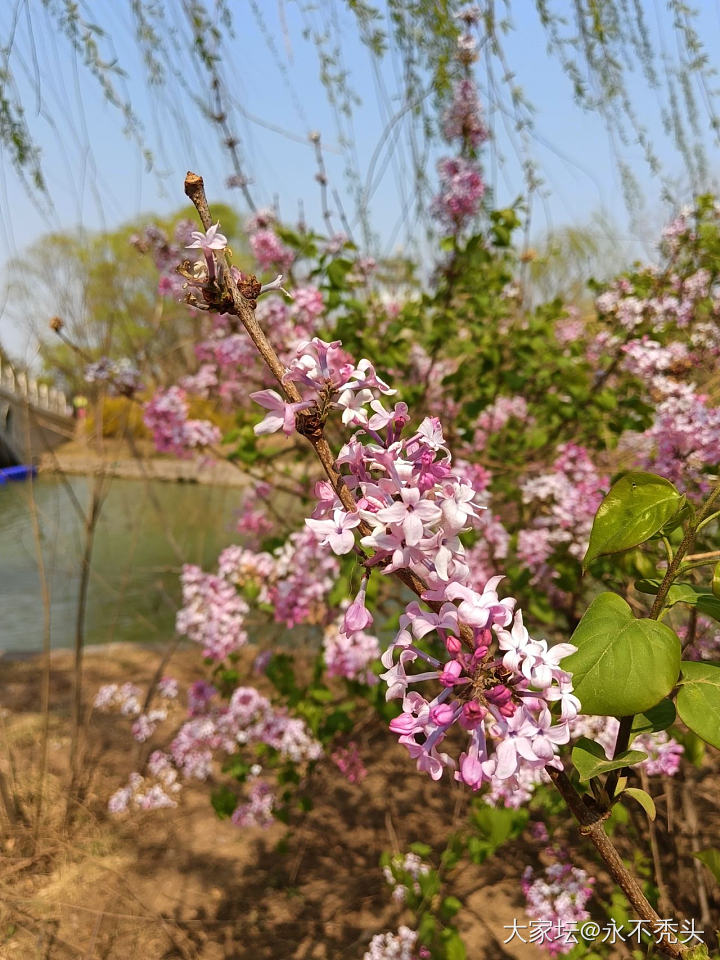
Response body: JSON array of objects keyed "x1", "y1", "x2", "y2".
[
  {"x1": 383, "y1": 852, "x2": 431, "y2": 904},
  {"x1": 108, "y1": 763, "x2": 181, "y2": 815},
  {"x1": 157, "y1": 676, "x2": 179, "y2": 699},
  {"x1": 474, "y1": 395, "x2": 530, "y2": 448},
  {"x1": 204, "y1": 527, "x2": 339, "y2": 631},
  {"x1": 680, "y1": 615, "x2": 720, "y2": 660},
  {"x1": 518, "y1": 444, "x2": 609, "y2": 570},
  {"x1": 176, "y1": 564, "x2": 250, "y2": 660},
  {"x1": 463, "y1": 509, "x2": 511, "y2": 590},
  {"x1": 106, "y1": 686, "x2": 320, "y2": 821},
  {"x1": 637, "y1": 385, "x2": 720, "y2": 489},
  {"x1": 621, "y1": 337, "x2": 690, "y2": 391},
  {"x1": 431, "y1": 156, "x2": 485, "y2": 231},
  {"x1": 169, "y1": 685, "x2": 322, "y2": 782},
  {"x1": 249, "y1": 228, "x2": 295, "y2": 271},
  {"x1": 331, "y1": 742, "x2": 367, "y2": 784},
  {"x1": 85, "y1": 357, "x2": 143, "y2": 396},
  {"x1": 363, "y1": 927, "x2": 428, "y2": 960},
  {"x1": 483, "y1": 764, "x2": 548, "y2": 808},
  {"x1": 442, "y1": 77, "x2": 488, "y2": 150},
  {"x1": 94, "y1": 683, "x2": 142, "y2": 717},
  {"x1": 522, "y1": 855, "x2": 595, "y2": 955},
  {"x1": 258, "y1": 337, "x2": 580, "y2": 793},
  {"x1": 131, "y1": 708, "x2": 168, "y2": 743},
  {"x1": 143, "y1": 387, "x2": 221, "y2": 457},
  {"x1": 231, "y1": 778, "x2": 275, "y2": 828},
  {"x1": 323, "y1": 615, "x2": 380, "y2": 685},
  {"x1": 290, "y1": 285, "x2": 325, "y2": 334},
  {"x1": 187, "y1": 222, "x2": 228, "y2": 280},
  {"x1": 179, "y1": 363, "x2": 218, "y2": 397}
]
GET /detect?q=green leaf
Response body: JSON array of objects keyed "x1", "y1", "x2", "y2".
[
  {"x1": 676, "y1": 661, "x2": 720, "y2": 749},
  {"x1": 572, "y1": 738, "x2": 647, "y2": 781},
  {"x1": 326, "y1": 257, "x2": 353, "y2": 288},
  {"x1": 210, "y1": 786, "x2": 238, "y2": 820},
  {"x1": 584, "y1": 473, "x2": 684, "y2": 568},
  {"x1": 629, "y1": 700, "x2": 676, "y2": 739},
  {"x1": 693, "y1": 848, "x2": 720, "y2": 884},
  {"x1": 713, "y1": 562, "x2": 720, "y2": 599},
  {"x1": 441, "y1": 928, "x2": 467, "y2": 960},
  {"x1": 621, "y1": 787, "x2": 656, "y2": 821},
  {"x1": 696, "y1": 593, "x2": 720, "y2": 624},
  {"x1": 409, "y1": 841, "x2": 432, "y2": 858},
  {"x1": 636, "y1": 580, "x2": 720, "y2": 621},
  {"x1": 635, "y1": 580, "x2": 700, "y2": 607},
  {"x1": 440, "y1": 895, "x2": 463, "y2": 920},
  {"x1": 563, "y1": 593, "x2": 682, "y2": 715}
]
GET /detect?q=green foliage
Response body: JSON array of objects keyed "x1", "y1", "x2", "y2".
[
  {"x1": 676, "y1": 661, "x2": 720, "y2": 748},
  {"x1": 584, "y1": 473, "x2": 684, "y2": 568},
  {"x1": 210, "y1": 785, "x2": 238, "y2": 819},
  {"x1": 693, "y1": 849, "x2": 720, "y2": 885},
  {"x1": 628, "y1": 700, "x2": 676, "y2": 739},
  {"x1": 619, "y1": 788, "x2": 656, "y2": 821},
  {"x1": 465, "y1": 802, "x2": 528, "y2": 865},
  {"x1": 572, "y1": 738, "x2": 647, "y2": 781},
  {"x1": 564, "y1": 593, "x2": 681, "y2": 716}
]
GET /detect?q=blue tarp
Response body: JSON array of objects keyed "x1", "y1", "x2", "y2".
[{"x1": 0, "y1": 465, "x2": 37, "y2": 483}]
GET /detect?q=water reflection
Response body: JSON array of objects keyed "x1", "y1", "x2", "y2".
[{"x1": 0, "y1": 475, "x2": 243, "y2": 653}]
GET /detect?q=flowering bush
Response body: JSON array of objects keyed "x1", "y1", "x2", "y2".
[{"x1": 78, "y1": 28, "x2": 720, "y2": 960}]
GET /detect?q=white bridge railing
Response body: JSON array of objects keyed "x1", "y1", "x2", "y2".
[{"x1": 0, "y1": 358, "x2": 72, "y2": 417}]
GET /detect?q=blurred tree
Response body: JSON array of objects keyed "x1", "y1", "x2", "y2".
[
  {"x1": 4, "y1": 204, "x2": 248, "y2": 394},
  {"x1": 523, "y1": 214, "x2": 630, "y2": 308}
]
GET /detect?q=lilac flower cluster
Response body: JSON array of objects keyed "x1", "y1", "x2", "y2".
[
  {"x1": 250, "y1": 337, "x2": 579, "y2": 794},
  {"x1": 143, "y1": 386, "x2": 221, "y2": 456},
  {"x1": 109, "y1": 752, "x2": 181, "y2": 813},
  {"x1": 517, "y1": 444, "x2": 609, "y2": 595},
  {"x1": 442, "y1": 77, "x2": 488, "y2": 150},
  {"x1": 383, "y1": 852, "x2": 431, "y2": 904},
  {"x1": 331, "y1": 742, "x2": 367, "y2": 784},
  {"x1": 637, "y1": 385, "x2": 720, "y2": 489},
  {"x1": 84, "y1": 357, "x2": 143, "y2": 396},
  {"x1": 431, "y1": 17, "x2": 487, "y2": 232},
  {"x1": 431, "y1": 157, "x2": 485, "y2": 232},
  {"x1": 176, "y1": 563, "x2": 251, "y2": 661},
  {"x1": 247, "y1": 211, "x2": 295, "y2": 272},
  {"x1": 323, "y1": 613, "x2": 380, "y2": 684},
  {"x1": 231, "y1": 777, "x2": 275, "y2": 828},
  {"x1": 94, "y1": 682, "x2": 142, "y2": 716},
  {"x1": 363, "y1": 927, "x2": 429, "y2": 960},
  {"x1": 216, "y1": 525, "x2": 339, "y2": 630},
  {"x1": 522, "y1": 855, "x2": 595, "y2": 955},
  {"x1": 473, "y1": 394, "x2": 530, "y2": 448},
  {"x1": 681, "y1": 614, "x2": 720, "y2": 660},
  {"x1": 131, "y1": 219, "x2": 196, "y2": 299},
  {"x1": 174, "y1": 686, "x2": 322, "y2": 772},
  {"x1": 105, "y1": 680, "x2": 322, "y2": 827},
  {"x1": 95, "y1": 676, "x2": 179, "y2": 743}
]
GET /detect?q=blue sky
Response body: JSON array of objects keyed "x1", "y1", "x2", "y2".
[{"x1": 2, "y1": 0, "x2": 720, "y2": 359}]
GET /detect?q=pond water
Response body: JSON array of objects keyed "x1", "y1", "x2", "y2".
[{"x1": 0, "y1": 475, "x2": 245, "y2": 654}]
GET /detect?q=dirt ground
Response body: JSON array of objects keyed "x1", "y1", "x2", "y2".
[{"x1": 0, "y1": 643, "x2": 717, "y2": 960}]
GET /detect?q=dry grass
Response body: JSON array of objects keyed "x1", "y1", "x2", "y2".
[{"x1": 0, "y1": 644, "x2": 717, "y2": 959}]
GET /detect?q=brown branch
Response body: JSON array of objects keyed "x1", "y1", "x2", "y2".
[{"x1": 548, "y1": 768, "x2": 685, "y2": 958}]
